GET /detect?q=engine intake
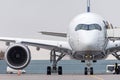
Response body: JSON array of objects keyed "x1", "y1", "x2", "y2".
[{"x1": 5, "y1": 44, "x2": 31, "y2": 69}]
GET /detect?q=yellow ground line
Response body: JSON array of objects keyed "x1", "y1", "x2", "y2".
[{"x1": 89, "y1": 75, "x2": 104, "y2": 80}]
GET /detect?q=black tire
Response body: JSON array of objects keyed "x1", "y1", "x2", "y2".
[
  {"x1": 118, "y1": 66, "x2": 120, "y2": 74},
  {"x1": 81, "y1": 60, "x2": 85, "y2": 63},
  {"x1": 115, "y1": 63, "x2": 119, "y2": 74},
  {"x1": 84, "y1": 67, "x2": 88, "y2": 75},
  {"x1": 93, "y1": 60, "x2": 97, "y2": 63},
  {"x1": 115, "y1": 68, "x2": 119, "y2": 74},
  {"x1": 10, "y1": 72, "x2": 13, "y2": 74},
  {"x1": 47, "y1": 66, "x2": 51, "y2": 75},
  {"x1": 58, "y1": 66, "x2": 62, "y2": 75},
  {"x1": 90, "y1": 67, "x2": 93, "y2": 75}
]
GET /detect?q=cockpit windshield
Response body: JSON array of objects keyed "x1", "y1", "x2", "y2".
[{"x1": 75, "y1": 24, "x2": 102, "y2": 31}]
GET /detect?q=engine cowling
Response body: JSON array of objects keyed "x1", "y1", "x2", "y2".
[{"x1": 5, "y1": 44, "x2": 31, "y2": 70}]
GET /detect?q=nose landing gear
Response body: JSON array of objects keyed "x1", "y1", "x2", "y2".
[
  {"x1": 84, "y1": 67, "x2": 93, "y2": 75},
  {"x1": 84, "y1": 61, "x2": 94, "y2": 75}
]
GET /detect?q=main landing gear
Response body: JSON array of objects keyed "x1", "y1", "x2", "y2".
[
  {"x1": 47, "y1": 66, "x2": 63, "y2": 75},
  {"x1": 47, "y1": 49, "x2": 65, "y2": 75}
]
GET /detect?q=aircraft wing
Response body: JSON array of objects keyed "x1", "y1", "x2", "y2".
[
  {"x1": 0, "y1": 37, "x2": 71, "y2": 53},
  {"x1": 40, "y1": 31, "x2": 67, "y2": 37}
]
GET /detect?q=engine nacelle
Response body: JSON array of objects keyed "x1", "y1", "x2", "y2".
[{"x1": 5, "y1": 44, "x2": 31, "y2": 70}]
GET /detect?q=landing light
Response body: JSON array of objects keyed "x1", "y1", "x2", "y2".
[{"x1": 85, "y1": 55, "x2": 92, "y2": 59}]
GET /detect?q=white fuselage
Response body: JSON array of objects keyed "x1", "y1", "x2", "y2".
[{"x1": 67, "y1": 13, "x2": 108, "y2": 60}]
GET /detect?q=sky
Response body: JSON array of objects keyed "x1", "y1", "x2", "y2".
[
  {"x1": 0, "y1": 0, "x2": 119, "y2": 60},
  {"x1": 0, "y1": 0, "x2": 120, "y2": 39}
]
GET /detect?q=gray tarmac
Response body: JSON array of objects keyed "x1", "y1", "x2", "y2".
[{"x1": 0, "y1": 74, "x2": 120, "y2": 80}]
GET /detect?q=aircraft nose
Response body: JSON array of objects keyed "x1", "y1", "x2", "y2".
[
  {"x1": 81, "y1": 37, "x2": 95, "y2": 47},
  {"x1": 79, "y1": 32, "x2": 98, "y2": 50},
  {"x1": 82, "y1": 39, "x2": 93, "y2": 46}
]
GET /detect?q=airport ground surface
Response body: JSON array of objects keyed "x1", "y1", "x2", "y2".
[
  {"x1": 1, "y1": 60, "x2": 120, "y2": 80},
  {"x1": 0, "y1": 74, "x2": 120, "y2": 80}
]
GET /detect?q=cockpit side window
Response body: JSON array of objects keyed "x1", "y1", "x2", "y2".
[{"x1": 75, "y1": 24, "x2": 102, "y2": 31}]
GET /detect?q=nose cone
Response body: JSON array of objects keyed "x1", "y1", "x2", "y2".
[
  {"x1": 78, "y1": 31, "x2": 98, "y2": 51},
  {"x1": 81, "y1": 37, "x2": 96, "y2": 50}
]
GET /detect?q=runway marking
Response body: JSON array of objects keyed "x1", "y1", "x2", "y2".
[{"x1": 89, "y1": 75, "x2": 104, "y2": 80}]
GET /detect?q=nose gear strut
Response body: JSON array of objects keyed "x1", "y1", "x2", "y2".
[{"x1": 84, "y1": 60, "x2": 93, "y2": 75}]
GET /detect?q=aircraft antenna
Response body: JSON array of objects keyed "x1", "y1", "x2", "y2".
[{"x1": 87, "y1": 0, "x2": 90, "y2": 12}]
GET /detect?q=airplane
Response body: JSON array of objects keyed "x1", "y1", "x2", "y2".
[{"x1": 0, "y1": 0, "x2": 120, "y2": 75}]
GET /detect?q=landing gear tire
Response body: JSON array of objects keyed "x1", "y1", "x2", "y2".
[
  {"x1": 115, "y1": 68, "x2": 119, "y2": 74},
  {"x1": 58, "y1": 66, "x2": 62, "y2": 75},
  {"x1": 116, "y1": 70, "x2": 119, "y2": 74},
  {"x1": 115, "y1": 63, "x2": 119, "y2": 74},
  {"x1": 47, "y1": 66, "x2": 51, "y2": 75},
  {"x1": 84, "y1": 67, "x2": 88, "y2": 75},
  {"x1": 84, "y1": 67, "x2": 93, "y2": 75},
  {"x1": 90, "y1": 67, "x2": 93, "y2": 75}
]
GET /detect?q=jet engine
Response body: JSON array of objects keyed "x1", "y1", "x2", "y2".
[{"x1": 4, "y1": 44, "x2": 31, "y2": 70}]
